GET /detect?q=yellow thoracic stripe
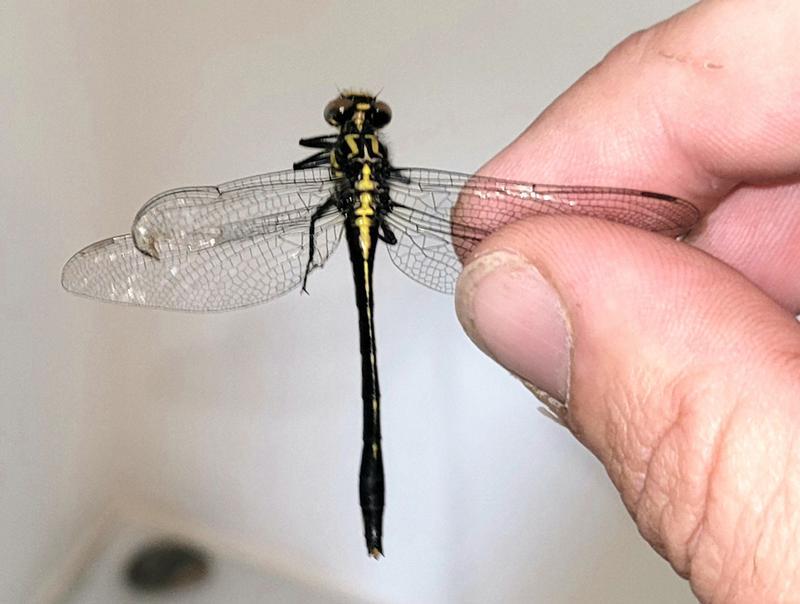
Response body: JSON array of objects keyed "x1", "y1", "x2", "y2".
[
  {"x1": 345, "y1": 134, "x2": 359, "y2": 157},
  {"x1": 364, "y1": 133, "x2": 381, "y2": 156}
]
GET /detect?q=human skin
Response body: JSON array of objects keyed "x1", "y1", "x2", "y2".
[{"x1": 453, "y1": 1, "x2": 800, "y2": 602}]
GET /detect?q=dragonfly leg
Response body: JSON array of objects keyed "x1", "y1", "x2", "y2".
[
  {"x1": 302, "y1": 196, "x2": 337, "y2": 293},
  {"x1": 294, "y1": 134, "x2": 338, "y2": 168},
  {"x1": 298, "y1": 134, "x2": 337, "y2": 149},
  {"x1": 378, "y1": 222, "x2": 397, "y2": 245},
  {"x1": 293, "y1": 150, "x2": 329, "y2": 170}
]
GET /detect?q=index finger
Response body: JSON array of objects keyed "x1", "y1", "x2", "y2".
[{"x1": 476, "y1": 0, "x2": 800, "y2": 310}]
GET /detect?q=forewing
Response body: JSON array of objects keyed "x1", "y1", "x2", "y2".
[
  {"x1": 62, "y1": 168, "x2": 345, "y2": 311},
  {"x1": 385, "y1": 168, "x2": 700, "y2": 293},
  {"x1": 131, "y1": 167, "x2": 338, "y2": 257}
]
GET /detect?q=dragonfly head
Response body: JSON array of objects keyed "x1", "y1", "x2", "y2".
[{"x1": 324, "y1": 92, "x2": 392, "y2": 131}]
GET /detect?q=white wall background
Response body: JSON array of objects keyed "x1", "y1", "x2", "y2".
[{"x1": 2, "y1": 1, "x2": 698, "y2": 602}]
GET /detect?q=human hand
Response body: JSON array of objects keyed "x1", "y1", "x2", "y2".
[{"x1": 454, "y1": 1, "x2": 800, "y2": 601}]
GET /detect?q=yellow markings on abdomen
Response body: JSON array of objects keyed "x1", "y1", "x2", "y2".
[
  {"x1": 354, "y1": 163, "x2": 380, "y2": 447},
  {"x1": 354, "y1": 164, "x2": 377, "y2": 260}
]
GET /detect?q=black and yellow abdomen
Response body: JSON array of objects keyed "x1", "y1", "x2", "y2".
[
  {"x1": 309, "y1": 92, "x2": 393, "y2": 558},
  {"x1": 344, "y1": 162, "x2": 384, "y2": 556}
]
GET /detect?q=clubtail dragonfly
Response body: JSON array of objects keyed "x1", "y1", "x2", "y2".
[{"x1": 62, "y1": 91, "x2": 700, "y2": 557}]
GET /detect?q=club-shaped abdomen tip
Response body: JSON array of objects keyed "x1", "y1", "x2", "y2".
[
  {"x1": 362, "y1": 508, "x2": 383, "y2": 559},
  {"x1": 365, "y1": 529, "x2": 383, "y2": 559}
]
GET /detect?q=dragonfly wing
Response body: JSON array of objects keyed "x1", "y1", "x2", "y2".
[
  {"x1": 62, "y1": 167, "x2": 347, "y2": 310},
  {"x1": 383, "y1": 206, "x2": 465, "y2": 294},
  {"x1": 61, "y1": 208, "x2": 344, "y2": 311},
  {"x1": 130, "y1": 167, "x2": 339, "y2": 258},
  {"x1": 385, "y1": 168, "x2": 700, "y2": 293}
]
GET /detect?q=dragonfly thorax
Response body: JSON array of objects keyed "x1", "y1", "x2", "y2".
[{"x1": 330, "y1": 126, "x2": 390, "y2": 181}]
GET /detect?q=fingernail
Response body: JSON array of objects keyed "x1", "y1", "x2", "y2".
[{"x1": 455, "y1": 250, "x2": 571, "y2": 404}]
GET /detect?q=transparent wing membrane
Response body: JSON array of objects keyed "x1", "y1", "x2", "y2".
[
  {"x1": 62, "y1": 168, "x2": 344, "y2": 310},
  {"x1": 63, "y1": 165, "x2": 700, "y2": 307},
  {"x1": 383, "y1": 168, "x2": 700, "y2": 293},
  {"x1": 62, "y1": 214, "x2": 343, "y2": 311},
  {"x1": 132, "y1": 168, "x2": 338, "y2": 257},
  {"x1": 384, "y1": 206, "x2": 465, "y2": 294}
]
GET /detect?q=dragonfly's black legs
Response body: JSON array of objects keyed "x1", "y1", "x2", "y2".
[
  {"x1": 294, "y1": 135, "x2": 337, "y2": 170},
  {"x1": 344, "y1": 222, "x2": 385, "y2": 558},
  {"x1": 379, "y1": 222, "x2": 397, "y2": 245},
  {"x1": 298, "y1": 134, "x2": 337, "y2": 149},
  {"x1": 302, "y1": 197, "x2": 337, "y2": 293},
  {"x1": 293, "y1": 150, "x2": 329, "y2": 170}
]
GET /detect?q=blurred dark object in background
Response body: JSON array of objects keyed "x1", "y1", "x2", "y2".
[{"x1": 125, "y1": 539, "x2": 210, "y2": 592}]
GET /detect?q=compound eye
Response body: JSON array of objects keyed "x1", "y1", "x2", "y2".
[
  {"x1": 372, "y1": 101, "x2": 392, "y2": 128},
  {"x1": 324, "y1": 97, "x2": 355, "y2": 126}
]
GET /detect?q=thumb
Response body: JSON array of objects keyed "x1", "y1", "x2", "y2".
[{"x1": 455, "y1": 216, "x2": 800, "y2": 601}]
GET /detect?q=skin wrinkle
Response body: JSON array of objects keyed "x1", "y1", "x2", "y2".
[
  {"x1": 602, "y1": 374, "x2": 681, "y2": 559},
  {"x1": 634, "y1": 418, "x2": 673, "y2": 557},
  {"x1": 781, "y1": 454, "x2": 800, "y2": 599},
  {"x1": 597, "y1": 380, "x2": 636, "y2": 499},
  {"x1": 627, "y1": 394, "x2": 662, "y2": 510},
  {"x1": 710, "y1": 431, "x2": 758, "y2": 602},
  {"x1": 714, "y1": 492, "x2": 751, "y2": 604},
  {"x1": 773, "y1": 347, "x2": 800, "y2": 377},
  {"x1": 601, "y1": 397, "x2": 628, "y2": 498},
  {"x1": 660, "y1": 386, "x2": 708, "y2": 578},
  {"x1": 630, "y1": 374, "x2": 674, "y2": 496},
  {"x1": 753, "y1": 413, "x2": 800, "y2": 597},
  {"x1": 653, "y1": 392, "x2": 685, "y2": 562},
  {"x1": 751, "y1": 477, "x2": 779, "y2": 580},
  {"x1": 685, "y1": 384, "x2": 737, "y2": 597},
  {"x1": 782, "y1": 482, "x2": 800, "y2": 598},
  {"x1": 599, "y1": 373, "x2": 647, "y2": 499},
  {"x1": 633, "y1": 375, "x2": 706, "y2": 568}
]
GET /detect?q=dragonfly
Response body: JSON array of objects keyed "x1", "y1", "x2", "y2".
[{"x1": 61, "y1": 91, "x2": 700, "y2": 558}]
